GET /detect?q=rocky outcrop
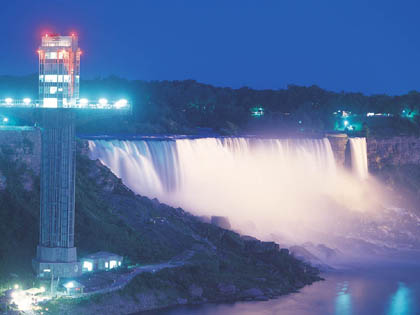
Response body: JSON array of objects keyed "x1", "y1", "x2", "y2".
[
  {"x1": 326, "y1": 133, "x2": 348, "y2": 167},
  {"x1": 367, "y1": 137, "x2": 420, "y2": 171},
  {"x1": 239, "y1": 288, "x2": 265, "y2": 300},
  {"x1": 326, "y1": 134, "x2": 420, "y2": 171},
  {"x1": 0, "y1": 127, "x2": 41, "y2": 174},
  {"x1": 0, "y1": 170, "x2": 6, "y2": 190},
  {"x1": 217, "y1": 283, "x2": 236, "y2": 295},
  {"x1": 211, "y1": 216, "x2": 231, "y2": 229}
]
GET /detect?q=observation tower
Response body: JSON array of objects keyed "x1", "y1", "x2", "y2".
[{"x1": 0, "y1": 33, "x2": 131, "y2": 278}]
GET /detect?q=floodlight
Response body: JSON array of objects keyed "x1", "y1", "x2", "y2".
[
  {"x1": 79, "y1": 98, "x2": 88, "y2": 106},
  {"x1": 64, "y1": 281, "x2": 74, "y2": 289},
  {"x1": 5, "y1": 98, "x2": 13, "y2": 105},
  {"x1": 98, "y1": 98, "x2": 108, "y2": 108},
  {"x1": 23, "y1": 98, "x2": 31, "y2": 105},
  {"x1": 114, "y1": 99, "x2": 128, "y2": 109}
]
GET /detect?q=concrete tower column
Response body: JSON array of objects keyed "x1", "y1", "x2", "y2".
[{"x1": 33, "y1": 109, "x2": 81, "y2": 278}]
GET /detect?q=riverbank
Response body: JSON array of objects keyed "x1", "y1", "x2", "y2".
[
  {"x1": 143, "y1": 262, "x2": 420, "y2": 315},
  {"x1": 41, "y1": 262, "x2": 320, "y2": 315}
]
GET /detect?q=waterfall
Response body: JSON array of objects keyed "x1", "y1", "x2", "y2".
[
  {"x1": 349, "y1": 138, "x2": 368, "y2": 180},
  {"x1": 89, "y1": 137, "x2": 337, "y2": 199},
  {"x1": 88, "y1": 137, "x2": 379, "y2": 244}
]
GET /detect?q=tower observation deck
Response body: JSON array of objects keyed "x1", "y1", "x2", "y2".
[
  {"x1": 0, "y1": 33, "x2": 131, "y2": 278},
  {"x1": 39, "y1": 34, "x2": 81, "y2": 108}
]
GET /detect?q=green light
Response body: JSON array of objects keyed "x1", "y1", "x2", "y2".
[
  {"x1": 387, "y1": 282, "x2": 414, "y2": 315},
  {"x1": 251, "y1": 106, "x2": 264, "y2": 117},
  {"x1": 402, "y1": 108, "x2": 418, "y2": 119},
  {"x1": 335, "y1": 282, "x2": 352, "y2": 315},
  {"x1": 114, "y1": 99, "x2": 128, "y2": 109}
]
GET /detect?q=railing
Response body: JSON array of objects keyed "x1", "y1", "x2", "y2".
[{"x1": 0, "y1": 98, "x2": 131, "y2": 111}]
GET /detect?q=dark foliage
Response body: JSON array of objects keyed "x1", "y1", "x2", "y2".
[{"x1": 2, "y1": 75, "x2": 420, "y2": 136}]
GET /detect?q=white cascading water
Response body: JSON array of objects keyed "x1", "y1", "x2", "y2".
[
  {"x1": 349, "y1": 137, "x2": 369, "y2": 180},
  {"x1": 88, "y1": 137, "x2": 385, "y2": 247}
]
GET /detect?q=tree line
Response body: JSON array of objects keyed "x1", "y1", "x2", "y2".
[{"x1": 1, "y1": 75, "x2": 420, "y2": 136}]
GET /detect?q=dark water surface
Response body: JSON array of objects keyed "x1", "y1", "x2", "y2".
[{"x1": 143, "y1": 264, "x2": 420, "y2": 315}]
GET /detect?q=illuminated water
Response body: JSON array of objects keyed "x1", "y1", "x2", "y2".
[
  {"x1": 145, "y1": 265, "x2": 420, "y2": 315},
  {"x1": 88, "y1": 137, "x2": 387, "y2": 247},
  {"x1": 349, "y1": 137, "x2": 368, "y2": 180}
]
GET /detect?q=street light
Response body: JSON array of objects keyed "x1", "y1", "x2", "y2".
[
  {"x1": 98, "y1": 98, "x2": 108, "y2": 107},
  {"x1": 64, "y1": 282, "x2": 74, "y2": 289},
  {"x1": 79, "y1": 98, "x2": 88, "y2": 107},
  {"x1": 114, "y1": 99, "x2": 128, "y2": 109}
]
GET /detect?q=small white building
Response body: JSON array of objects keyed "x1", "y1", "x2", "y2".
[
  {"x1": 63, "y1": 280, "x2": 85, "y2": 295},
  {"x1": 82, "y1": 251, "x2": 123, "y2": 273}
]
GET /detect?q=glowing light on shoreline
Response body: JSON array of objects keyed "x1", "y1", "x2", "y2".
[
  {"x1": 98, "y1": 98, "x2": 108, "y2": 108},
  {"x1": 114, "y1": 99, "x2": 128, "y2": 109},
  {"x1": 79, "y1": 98, "x2": 88, "y2": 106}
]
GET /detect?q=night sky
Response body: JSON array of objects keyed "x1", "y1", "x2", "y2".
[{"x1": 0, "y1": 0, "x2": 419, "y2": 95}]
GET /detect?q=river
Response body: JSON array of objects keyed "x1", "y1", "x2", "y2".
[{"x1": 144, "y1": 263, "x2": 420, "y2": 315}]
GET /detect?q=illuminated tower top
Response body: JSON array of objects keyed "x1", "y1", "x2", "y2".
[
  {"x1": 0, "y1": 34, "x2": 130, "y2": 110},
  {"x1": 38, "y1": 34, "x2": 81, "y2": 108}
]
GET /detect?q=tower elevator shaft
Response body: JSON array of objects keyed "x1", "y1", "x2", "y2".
[{"x1": 33, "y1": 110, "x2": 81, "y2": 277}]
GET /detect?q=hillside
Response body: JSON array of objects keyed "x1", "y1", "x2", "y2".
[{"x1": 0, "y1": 138, "x2": 320, "y2": 313}]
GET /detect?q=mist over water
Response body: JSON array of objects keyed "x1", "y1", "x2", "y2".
[{"x1": 88, "y1": 137, "x2": 419, "y2": 259}]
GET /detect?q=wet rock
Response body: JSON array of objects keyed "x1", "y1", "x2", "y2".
[
  {"x1": 254, "y1": 295, "x2": 269, "y2": 301},
  {"x1": 280, "y1": 248, "x2": 289, "y2": 255},
  {"x1": 326, "y1": 133, "x2": 348, "y2": 167},
  {"x1": 177, "y1": 298, "x2": 188, "y2": 305},
  {"x1": 0, "y1": 171, "x2": 6, "y2": 190},
  {"x1": 244, "y1": 239, "x2": 279, "y2": 253},
  {"x1": 367, "y1": 137, "x2": 420, "y2": 170},
  {"x1": 240, "y1": 288, "x2": 264, "y2": 299},
  {"x1": 211, "y1": 216, "x2": 231, "y2": 229},
  {"x1": 217, "y1": 283, "x2": 236, "y2": 295},
  {"x1": 189, "y1": 284, "x2": 203, "y2": 298}
]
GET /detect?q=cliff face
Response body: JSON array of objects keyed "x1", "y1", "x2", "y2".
[
  {"x1": 326, "y1": 134, "x2": 348, "y2": 167},
  {"x1": 367, "y1": 137, "x2": 420, "y2": 171},
  {"x1": 0, "y1": 127, "x2": 41, "y2": 175},
  {"x1": 326, "y1": 134, "x2": 420, "y2": 171},
  {"x1": 1, "y1": 127, "x2": 420, "y2": 177}
]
